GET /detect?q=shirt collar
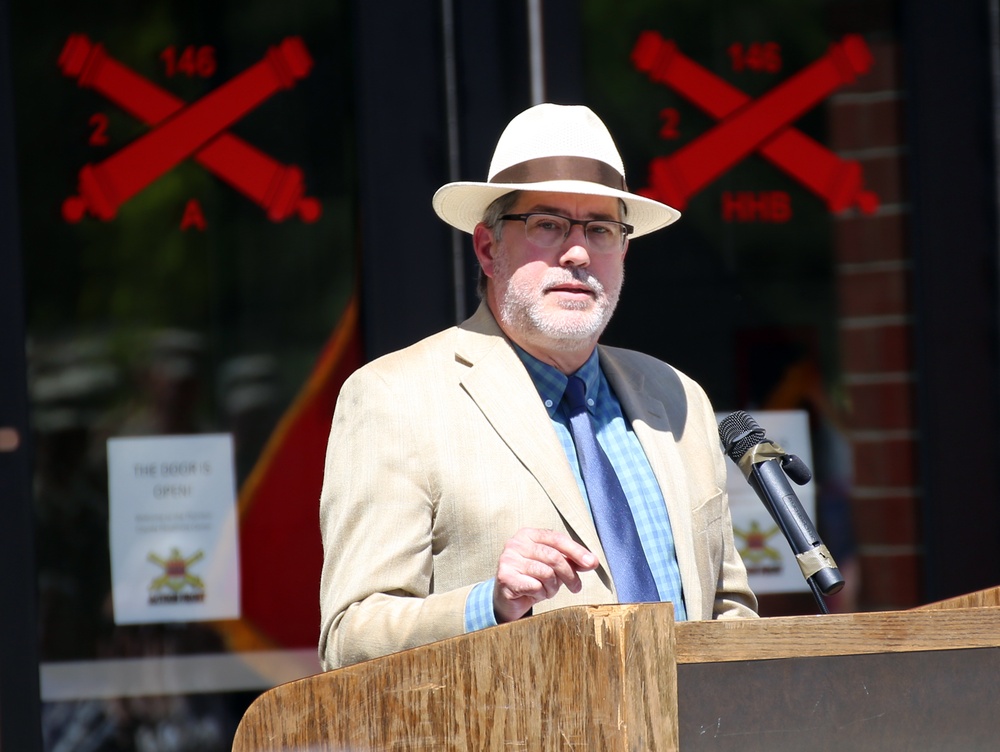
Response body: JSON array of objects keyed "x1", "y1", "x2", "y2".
[{"x1": 513, "y1": 345, "x2": 602, "y2": 417}]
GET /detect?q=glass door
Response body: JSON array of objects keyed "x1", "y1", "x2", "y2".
[{"x1": 8, "y1": 2, "x2": 360, "y2": 748}]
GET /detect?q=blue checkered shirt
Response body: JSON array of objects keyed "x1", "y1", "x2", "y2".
[{"x1": 464, "y1": 347, "x2": 687, "y2": 632}]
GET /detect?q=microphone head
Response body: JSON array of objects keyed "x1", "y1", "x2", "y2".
[{"x1": 718, "y1": 411, "x2": 766, "y2": 462}]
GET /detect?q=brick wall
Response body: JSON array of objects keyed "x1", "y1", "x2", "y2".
[{"x1": 829, "y1": 37, "x2": 923, "y2": 610}]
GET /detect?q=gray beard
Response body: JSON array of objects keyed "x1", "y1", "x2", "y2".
[{"x1": 495, "y1": 259, "x2": 622, "y2": 352}]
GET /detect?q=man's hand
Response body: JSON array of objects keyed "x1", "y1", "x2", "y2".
[{"x1": 493, "y1": 528, "x2": 599, "y2": 623}]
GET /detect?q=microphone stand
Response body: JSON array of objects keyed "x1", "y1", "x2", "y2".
[{"x1": 809, "y1": 579, "x2": 830, "y2": 614}]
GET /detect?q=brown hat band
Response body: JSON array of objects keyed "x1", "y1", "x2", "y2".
[{"x1": 490, "y1": 156, "x2": 627, "y2": 191}]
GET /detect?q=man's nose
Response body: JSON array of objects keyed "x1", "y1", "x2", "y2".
[{"x1": 559, "y1": 225, "x2": 591, "y2": 266}]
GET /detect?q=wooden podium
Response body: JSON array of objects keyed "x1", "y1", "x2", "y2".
[{"x1": 233, "y1": 588, "x2": 1000, "y2": 751}]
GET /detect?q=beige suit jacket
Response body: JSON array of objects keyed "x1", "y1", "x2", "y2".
[{"x1": 319, "y1": 304, "x2": 757, "y2": 669}]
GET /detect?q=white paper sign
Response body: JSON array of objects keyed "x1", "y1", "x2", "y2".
[
  {"x1": 718, "y1": 410, "x2": 815, "y2": 594},
  {"x1": 108, "y1": 434, "x2": 241, "y2": 624}
]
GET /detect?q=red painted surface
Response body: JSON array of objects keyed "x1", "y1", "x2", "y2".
[
  {"x1": 59, "y1": 34, "x2": 322, "y2": 224},
  {"x1": 235, "y1": 296, "x2": 363, "y2": 648},
  {"x1": 632, "y1": 31, "x2": 879, "y2": 215}
]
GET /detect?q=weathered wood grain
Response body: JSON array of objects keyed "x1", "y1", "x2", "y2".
[
  {"x1": 675, "y1": 603, "x2": 1000, "y2": 663},
  {"x1": 916, "y1": 584, "x2": 1000, "y2": 610},
  {"x1": 234, "y1": 603, "x2": 679, "y2": 751},
  {"x1": 233, "y1": 589, "x2": 1000, "y2": 751}
]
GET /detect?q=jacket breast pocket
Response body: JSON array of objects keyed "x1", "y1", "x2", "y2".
[{"x1": 690, "y1": 488, "x2": 726, "y2": 569}]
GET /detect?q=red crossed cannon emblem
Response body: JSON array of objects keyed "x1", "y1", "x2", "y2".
[
  {"x1": 632, "y1": 31, "x2": 879, "y2": 215},
  {"x1": 59, "y1": 34, "x2": 321, "y2": 224}
]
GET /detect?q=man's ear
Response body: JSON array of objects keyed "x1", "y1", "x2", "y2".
[{"x1": 472, "y1": 223, "x2": 497, "y2": 281}]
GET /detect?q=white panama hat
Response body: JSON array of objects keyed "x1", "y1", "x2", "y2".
[{"x1": 432, "y1": 103, "x2": 680, "y2": 238}]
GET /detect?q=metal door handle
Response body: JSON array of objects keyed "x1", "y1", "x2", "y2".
[{"x1": 0, "y1": 427, "x2": 20, "y2": 452}]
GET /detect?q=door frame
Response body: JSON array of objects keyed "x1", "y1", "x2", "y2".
[{"x1": 0, "y1": 0, "x2": 44, "y2": 749}]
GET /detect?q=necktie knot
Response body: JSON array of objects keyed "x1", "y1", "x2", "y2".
[{"x1": 564, "y1": 375, "x2": 588, "y2": 414}]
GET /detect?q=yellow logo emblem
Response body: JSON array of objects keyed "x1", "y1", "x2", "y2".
[
  {"x1": 734, "y1": 520, "x2": 783, "y2": 574},
  {"x1": 148, "y1": 548, "x2": 206, "y2": 603}
]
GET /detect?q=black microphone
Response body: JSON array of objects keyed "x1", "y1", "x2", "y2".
[{"x1": 718, "y1": 410, "x2": 844, "y2": 598}]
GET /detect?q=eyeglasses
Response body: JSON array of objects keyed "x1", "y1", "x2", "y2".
[{"x1": 499, "y1": 213, "x2": 633, "y2": 254}]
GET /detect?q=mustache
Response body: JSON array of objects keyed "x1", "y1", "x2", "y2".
[{"x1": 541, "y1": 267, "x2": 605, "y2": 295}]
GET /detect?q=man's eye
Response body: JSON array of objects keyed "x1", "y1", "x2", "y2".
[
  {"x1": 589, "y1": 224, "x2": 612, "y2": 235},
  {"x1": 535, "y1": 219, "x2": 562, "y2": 231}
]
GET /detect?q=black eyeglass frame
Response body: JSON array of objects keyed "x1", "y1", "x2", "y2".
[{"x1": 498, "y1": 212, "x2": 635, "y2": 251}]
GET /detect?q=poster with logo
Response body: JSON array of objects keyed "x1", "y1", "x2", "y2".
[
  {"x1": 108, "y1": 434, "x2": 240, "y2": 624},
  {"x1": 720, "y1": 410, "x2": 815, "y2": 594}
]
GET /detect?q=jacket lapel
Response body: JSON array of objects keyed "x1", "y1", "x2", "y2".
[
  {"x1": 454, "y1": 305, "x2": 606, "y2": 571},
  {"x1": 599, "y1": 349, "x2": 705, "y2": 619}
]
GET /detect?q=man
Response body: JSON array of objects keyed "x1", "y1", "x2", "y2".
[{"x1": 319, "y1": 103, "x2": 757, "y2": 670}]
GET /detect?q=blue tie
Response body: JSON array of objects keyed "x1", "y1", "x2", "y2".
[{"x1": 563, "y1": 376, "x2": 659, "y2": 603}]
